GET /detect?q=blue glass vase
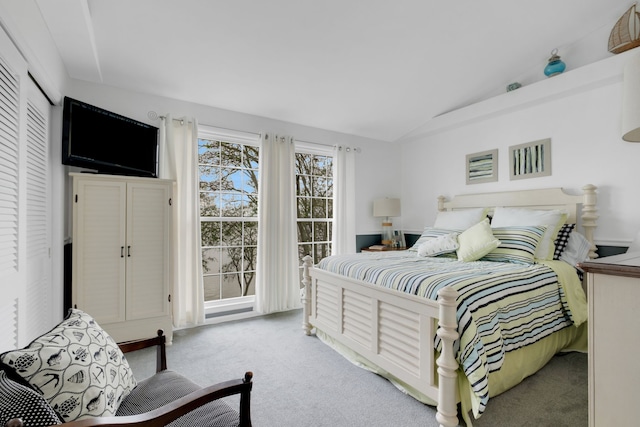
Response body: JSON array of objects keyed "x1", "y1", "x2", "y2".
[{"x1": 544, "y1": 49, "x2": 566, "y2": 77}]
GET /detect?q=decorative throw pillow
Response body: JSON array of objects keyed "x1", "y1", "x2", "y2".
[
  {"x1": 456, "y1": 219, "x2": 501, "y2": 262},
  {"x1": 433, "y1": 208, "x2": 487, "y2": 231},
  {"x1": 553, "y1": 223, "x2": 576, "y2": 260},
  {"x1": 490, "y1": 207, "x2": 567, "y2": 260},
  {"x1": 417, "y1": 232, "x2": 459, "y2": 257},
  {"x1": 409, "y1": 227, "x2": 462, "y2": 252},
  {"x1": 0, "y1": 309, "x2": 137, "y2": 422},
  {"x1": 0, "y1": 370, "x2": 62, "y2": 426},
  {"x1": 482, "y1": 226, "x2": 547, "y2": 264}
]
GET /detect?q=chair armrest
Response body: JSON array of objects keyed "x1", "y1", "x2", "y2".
[
  {"x1": 5, "y1": 372, "x2": 253, "y2": 427},
  {"x1": 117, "y1": 330, "x2": 167, "y2": 373}
]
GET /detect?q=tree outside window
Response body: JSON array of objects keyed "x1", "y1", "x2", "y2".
[
  {"x1": 199, "y1": 138, "x2": 259, "y2": 302},
  {"x1": 296, "y1": 152, "x2": 333, "y2": 267}
]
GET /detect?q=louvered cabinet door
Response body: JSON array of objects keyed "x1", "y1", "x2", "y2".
[
  {"x1": 72, "y1": 179, "x2": 127, "y2": 325},
  {"x1": 125, "y1": 181, "x2": 171, "y2": 321}
]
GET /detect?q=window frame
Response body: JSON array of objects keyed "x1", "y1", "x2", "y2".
[{"x1": 198, "y1": 125, "x2": 260, "y2": 317}]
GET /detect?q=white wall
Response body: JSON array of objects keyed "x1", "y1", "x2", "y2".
[
  {"x1": 63, "y1": 79, "x2": 400, "y2": 239},
  {"x1": 398, "y1": 48, "x2": 640, "y2": 248}
]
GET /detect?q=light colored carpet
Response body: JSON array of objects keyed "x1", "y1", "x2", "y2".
[{"x1": 125, "y1": 309, "x2": 587, "y2": 426}]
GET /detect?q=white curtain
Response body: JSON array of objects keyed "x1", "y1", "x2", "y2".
[
  {"x1": 159, "y1": 115, "x2": 205, "y2": 327},
  {"x1": 332, "y1": 145, "x2": 356, "y2": 254},
  {"x1": 255, "y1": 133, "x2": 301, "y2": 314}
]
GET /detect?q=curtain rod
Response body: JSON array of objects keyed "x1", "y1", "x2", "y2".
[{"x1": 155, "y1": 113, "x2": 360, "y2": 152}]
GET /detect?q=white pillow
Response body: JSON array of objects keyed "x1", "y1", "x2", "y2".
[
  {"x1": 560, "y1": 231, "x2": 592, "y2": 267},
  {"x1": 433, "y1": 208, "x2": 486, "y2": 230},
  {"x1": 491, "y1": 207, "x2": 567, "y2": 260},
  {"x1": 417, "y1": 233, "x2": 459, "y2": 257}
]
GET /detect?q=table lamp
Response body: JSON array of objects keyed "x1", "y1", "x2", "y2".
[{"x1": 373, "y1": 198, "x2": 401, "y2": 247}]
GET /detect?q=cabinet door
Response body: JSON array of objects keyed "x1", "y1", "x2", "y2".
[
  {"x1": 73, "y1": 180, "x2": 127, "y2": 324},
  {"x1": 589, "y1": 273, "x2": 640, "y2": 426},
  {"x1": 125, "y1": 182, "x2": 171, "y2": 321}
]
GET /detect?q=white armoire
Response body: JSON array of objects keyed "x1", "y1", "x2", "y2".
[{"x1": 71, "y1": 173, "x2": 174, "y2": 343}]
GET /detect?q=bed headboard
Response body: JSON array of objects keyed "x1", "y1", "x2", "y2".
[{"x1": 437, "y1": 184, "x2": 598, "y2": 258}]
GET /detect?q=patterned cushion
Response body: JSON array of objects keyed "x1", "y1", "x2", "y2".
[
  {"x1": 417, "y1": 232, "x2": 459, "y2": 257},
  {"x1": 0, "y1": 309, "x2": 137, "y2": 422},
  {"x1": 117, "y1": 370, "x2": 239, "y2": 427},
  {"x1": 0, "y1": 370, "x2": 62, "y2": 426},
  {"x1": 457, "y1": 219, "x2": 501, "y2": 262},
  {"x1": 409, "y1": 227, "x2": 461, "y2": 252},
  {"x1": 483, "y1": 226, "x2": 547, "y2": 265},
  {"x1": 553, "y1": 223, "x2": 576, "y2": 260},
  {"x1": 491, "y1": 207, "x2": 567, "y2": 260}
]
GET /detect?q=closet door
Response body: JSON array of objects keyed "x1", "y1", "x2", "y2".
[
  {"x1": 72, "y1": 179, "x2": 127, "y2": 324},
  {"x1": 25, "y1": 79, "x2": 53, "y2": 340},
  {"x1": 0, "y1": 26, "x2": 27, "y2": 352},
  {"x1": 125, "y1": 181, "x2": 171, "y2": 320}
]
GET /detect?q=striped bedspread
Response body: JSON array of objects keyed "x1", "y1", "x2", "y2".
[{"x1": 315, "y1": 251, "x2": 587, "y2": 416}]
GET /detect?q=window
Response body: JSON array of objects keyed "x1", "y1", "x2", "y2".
[
  {"x1": 198, "y1": 127, "x2": 260, "y2": 313},
  {"x1": 295, "y1": 149, "x2": 333, "y2": 266}
]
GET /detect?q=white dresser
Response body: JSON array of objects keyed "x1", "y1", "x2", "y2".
[
  {"x1": 71, "y1": 173, "x2": 174, "y2": 343},
  {"x1": 581, "y1": 252, "x2": 640, "y2": 427}
]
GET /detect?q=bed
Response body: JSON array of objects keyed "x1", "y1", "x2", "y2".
[{"x1": 300, "y1": 185, "x2": 598, "y2": 427}]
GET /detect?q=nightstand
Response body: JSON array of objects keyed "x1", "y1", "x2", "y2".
[
  {"x1": 580, "y1": 252, "x2": 640, "y2": 427},
  {"x1": 361, "y1": 247, "x2": 408, "y2": 252}
]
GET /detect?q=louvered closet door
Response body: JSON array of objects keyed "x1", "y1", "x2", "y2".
[
  {"x1": 73, "y1": 180, "x2": 127, "y2": 324},
  {"x1": 0, "y1": 26, "x2": 27, "y2": 352},
  {"x1": 125, "y1": 182, "x2": 170, "y2": 320},
  {"x1": 25, "y1": 81, "x2": 52, "y2": 340}
]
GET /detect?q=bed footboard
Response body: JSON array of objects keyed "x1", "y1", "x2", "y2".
[{"x1": 301, "y1": 255, "x2": 459, "y2": 427}]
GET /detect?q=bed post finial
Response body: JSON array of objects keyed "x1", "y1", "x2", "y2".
[
  {"x1": 301, "y1": 255, "x2": 313, "y2": 335},
  {"x1": 436, "y1": 286, "x2": 459, "y2": 427},
  {"x1": 437, "y1": 195, "x2": 446, "y2": 212},
  {"x1": 581, "y1": 184, "x2": 598, "y2": 259}
]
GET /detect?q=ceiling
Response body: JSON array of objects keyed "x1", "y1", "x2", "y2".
[{"x1": 35, "y1": 0, "x2": 629, "y2": 142}]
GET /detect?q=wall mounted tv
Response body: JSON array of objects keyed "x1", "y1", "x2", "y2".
[{"x1": 62, "y1": 96, "x2": 159, "y2": 178}]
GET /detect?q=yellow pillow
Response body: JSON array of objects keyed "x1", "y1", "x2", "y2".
[{"x1": 457, "y1": 218, "x2": 501, "y2": 262}]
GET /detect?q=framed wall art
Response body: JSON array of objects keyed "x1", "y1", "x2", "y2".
[
  {"x1": 466, "y1": 149, "x2": 498, "y2": 185},
  {"x1": 509, "y1": 138, "x2": 551, "y2": 180}
]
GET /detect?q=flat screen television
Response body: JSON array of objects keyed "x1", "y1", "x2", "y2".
[{"x1": 62, "y1": 96, "x2": 159, "y2": 177}]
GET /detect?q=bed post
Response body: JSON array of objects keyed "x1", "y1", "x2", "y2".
[
  {"x1": 437, "y1": 195, "x2": 446, "y2": 212},
  {"x1": 301, "y1": 255, "x2": 313, "y2": 336},
  {"x1": 436, "y1": 286, "x2": 459, "y2": 427},
  {"x1": 581, "y1": 184, "x2": 598, "y2": 259}
]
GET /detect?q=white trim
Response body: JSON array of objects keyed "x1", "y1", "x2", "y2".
[
  {"x1": 198, "y1": 124, "x2": 260, "y2": 145},
  {"x1": 295, "y1": 139, "x2": 334, "y2": 155}
]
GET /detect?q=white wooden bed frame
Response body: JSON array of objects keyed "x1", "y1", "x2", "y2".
[{"x1": 301, "y1": 185, "x2": 598, "y2": 427}]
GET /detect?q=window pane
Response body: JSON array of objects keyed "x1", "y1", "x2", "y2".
[
  {"x1": 296, "y1": 153, "x2": 312, "y2": 175},
  {"x1": 203, "y1": 274, "x2": 221, "y2": 302},
  {"x1": 244, "y1": 145, "x2": 259, "y2": 169},
  {"x1": 314, "y1": 222, "x2": 328, "y2": 242},
  {"x1": 297, "y1": 221, "x2": 312, "y2": 243},
  {"x1": 312, "y1": 198, "x2": 326, "y2": 218},
  {"x1": 201, "y1": 221, "x2": 221, "y2": 247},
  {"x1": 221, "y1": 222, "x2": 243, "y2": 246},
  {"x1": 221, "y1": 193, "x2": 242, "y2": 217},
  {"x1": 244, "y1": 223, "x2": 258, "y2": 246},
  {"x1": 221, "y1": 142, "x2": 242, "y2": 166},
  {"x1": 200, "y1": 192, "x2": 219, "y2": 216},
  {"x1": 242, "y1": 170, "x2": 258, "y2": 194},
  {"x1": 199, "y1": 165, "x2": 218, "y2": 191},
  {"x1": 297, "y1": 197, "x2": 311, "y2": 219},
  {"x1": 221, "y1": 273, "x2": 242, "y2": 298},
  {"x1": 296, "y1": 174, "x2": 311, "y2": 197},
  {"x1": 202, "y1": 248, "x2": 221, "y2": 274},
  {"x1": 198, "y1": 139, "x2": 220, "y2": 165}
]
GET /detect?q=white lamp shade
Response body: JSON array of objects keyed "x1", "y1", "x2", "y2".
[
  {"x1": 373, "y1": 198, "x2": 401, "y2": 217},
  {"x1": 622, "y1": 53, "x2": 640, "y2": 142}
]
